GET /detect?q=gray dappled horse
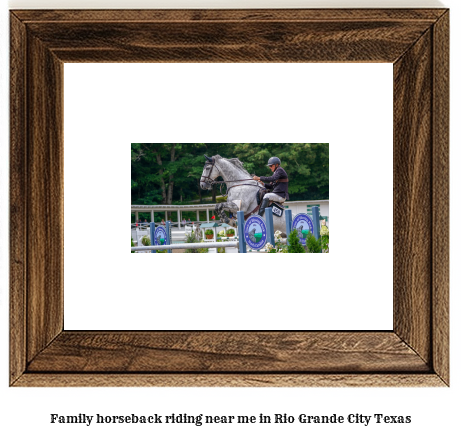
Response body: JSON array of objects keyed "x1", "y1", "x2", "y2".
[{"x1": 200, "y1": 155, "x2": 287, "y2": 237}]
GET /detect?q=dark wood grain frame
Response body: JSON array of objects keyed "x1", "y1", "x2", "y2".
[{"x1": 10, "y1": 9, "x2": 449, "y2": 387}]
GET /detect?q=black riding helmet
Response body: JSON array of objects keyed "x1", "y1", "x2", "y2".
[{"x1": 267, "y1": 157, "x2": 281, "y2": 166}]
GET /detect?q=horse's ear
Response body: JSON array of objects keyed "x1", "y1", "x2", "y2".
[{"x1": 204, "y1": 155, "x2": 213, "y2": 162}]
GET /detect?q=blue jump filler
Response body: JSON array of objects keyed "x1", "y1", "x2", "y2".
[
  {"x1": 285, "y1": 209, "x2": 293, "y2": 246},
  {"x1": 237, "y1": 211, "x2": 246, "y2": 253},
  {"x1": 166, "y1": 221, "x2": 172, "y2": 253},
  {"x1": 265, "y1": 207, "x2": 275, "y2": 246},
  {"x1": 150, "y1": 222, "x2": 156, "y2": 253},
  {"x1": 312, "y1": 206, "x2": 320, "y2": 240}
]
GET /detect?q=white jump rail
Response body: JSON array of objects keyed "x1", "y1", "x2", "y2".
[{"x1": 131, "y1": 241, "x2": 239, "y2": 251}]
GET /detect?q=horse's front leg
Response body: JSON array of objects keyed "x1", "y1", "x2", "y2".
[{"x1": 215, "y1": 201, "x2": 239, "y2": 227}]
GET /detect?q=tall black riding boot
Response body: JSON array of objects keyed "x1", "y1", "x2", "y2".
[{"x1": 258, "y1": 198, "x2": 270, "y2": 217}]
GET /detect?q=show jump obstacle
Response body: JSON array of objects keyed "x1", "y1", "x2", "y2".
[{"x1": 131, "y1": 207, "x2": 321, "y2": 253}]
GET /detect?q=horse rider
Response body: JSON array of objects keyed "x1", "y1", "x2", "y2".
[{"x1": 252, "y1": 157, "x2": 289, "y2": 216}]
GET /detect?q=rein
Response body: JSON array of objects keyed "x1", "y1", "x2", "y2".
[{"x1": 201, "y1": 159, "x2": 261, "y2": 197}]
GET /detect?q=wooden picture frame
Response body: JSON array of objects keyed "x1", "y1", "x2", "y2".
[{"x1": 10, "y1": 9, "x2": 449, "y2": 387}]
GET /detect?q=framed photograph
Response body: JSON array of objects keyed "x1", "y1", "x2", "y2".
[{"x1": 10, "y1": 9, "x2": 449, "y2": 387}]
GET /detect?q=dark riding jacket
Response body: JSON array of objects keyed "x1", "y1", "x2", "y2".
[{"x1": 260, "y1": 166, "x2": 289, "y2": 200}]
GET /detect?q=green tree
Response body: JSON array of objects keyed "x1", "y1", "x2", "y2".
[
  {"x1": 287, "y1": 229, "x2": 306, "y2": 253},
  {"x1": 131, "y1": 143, "x2": 329, "y2": 205},
  {"x1": 131, "y1": 143, "x2": 207, "y2": 205},
  {"x1": 305, "y1": 234, "x2": 322, "y2": 253}
]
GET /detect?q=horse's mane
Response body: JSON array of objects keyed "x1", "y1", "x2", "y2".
[{"x1": 214, "y1": 155, "x2": 251, "y2": 176}]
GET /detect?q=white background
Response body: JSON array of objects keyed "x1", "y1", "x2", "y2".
[
  {"x1": 1, "y1": 1, "x2": 459, "y2": 436},
  {"x1": 64, "y1": 63, "x2": 392, "y2": 331}
]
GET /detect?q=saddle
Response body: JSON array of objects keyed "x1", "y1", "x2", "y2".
[{"x1": 244, "y1": 187, "x2": 284, "y2": 220}]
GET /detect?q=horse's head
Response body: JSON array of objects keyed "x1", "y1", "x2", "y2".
[{"x1": 200, "y1": 155, "x2": 220, "y2": 190}]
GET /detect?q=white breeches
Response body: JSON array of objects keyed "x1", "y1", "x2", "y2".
[{"x1": 263, "y1": 193, "x2": 286, "y2": 203}]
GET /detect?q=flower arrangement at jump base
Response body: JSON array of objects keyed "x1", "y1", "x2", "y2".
[
  {"x1": 264, "y1": 227, "x2": 329, "y2": 253},
  {"x1": 205, "y1": 229, "x2": 214, "y2": 239},
  {"x1": 185, "y1": 232, "x2": 208, "y2": 253},
  {"x1": 139, "y1": 235, "x2": 167, "y2": 253},
  {"x1": 305, "y1": 224, "x2": 329, "y2": 253},
  {"x1": 320, "y1": 224, "x2": 329, "y2": 253},
  {"x1": 265, "y1": 230, "x2": 289, "y2": 253}
]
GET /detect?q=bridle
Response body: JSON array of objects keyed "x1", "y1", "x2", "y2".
[{"x1": 200, "y1": 158, "x2": 218, "y2": 186}]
